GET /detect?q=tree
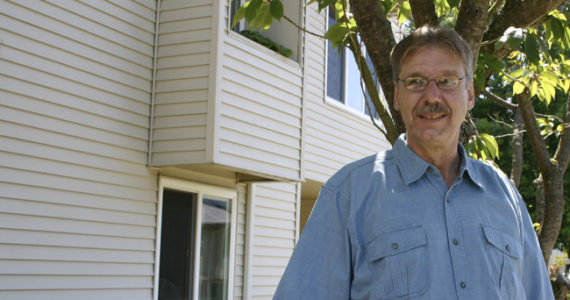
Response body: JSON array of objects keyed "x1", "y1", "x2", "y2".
[{"x1": 234, "y1": 0, "x2": 569, "y2": 288}]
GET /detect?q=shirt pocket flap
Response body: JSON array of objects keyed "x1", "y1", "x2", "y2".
[
  {"x1": 367, "y1": 226, "x2": 427, "y2": 262},
  {"x1": 482, "y1": 225, "x2": 522, "y2": 259}
]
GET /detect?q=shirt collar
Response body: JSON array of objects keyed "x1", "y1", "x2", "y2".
[{"x1": 392, "y1": 134, "x2": 484, "y2": 190}]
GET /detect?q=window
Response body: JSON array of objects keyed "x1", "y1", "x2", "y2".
[
  {"x1": 326, "y1": 8, "x2": 379, "y2": 117},
  {"x1": 230, "y1": 0, "x2": 301, "y2": 61},
  {"x1": 155, "y1": 178, "x2": 237, "y2": 300}
]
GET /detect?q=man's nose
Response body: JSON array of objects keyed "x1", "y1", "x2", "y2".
[{"x1": 422, "y1": 80, "x2": 443, "y2": 100}]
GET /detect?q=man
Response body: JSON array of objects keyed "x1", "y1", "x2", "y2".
[{"x1": 273, "y1": 25, "x2": 554, "y2": 299}]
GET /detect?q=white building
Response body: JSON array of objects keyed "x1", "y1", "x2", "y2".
[{"x1": 0, "y1": 0, "x2": 389, "y2": 299}]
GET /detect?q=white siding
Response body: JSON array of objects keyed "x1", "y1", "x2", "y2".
[
  {"x1": 247, "y1": 182, "x2": 298, "y2": 299},
  {"x1": 151, "y1": 0, "x2": 213, "y2": 165},
  {"x1": 218, "y1": 33, "x2": 303, "y2": 181},
  {"x1": 234, "y1": 183, "x2": 247, "y2": 300},
  {"x1": 302, "y1": 5, "x2": 390, "y2": 183},
  {"x1": 0, "y1": 1, "x2": 157, "y2": 299}
]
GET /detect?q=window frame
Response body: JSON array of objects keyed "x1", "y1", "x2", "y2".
[
  {"x1": 324, "y1": 7, "x2": 380, "y2": 120},
  {"x1": 153, "y1": 177, "x2": 238, "y2": 300},
  {"x1": 228, "y1": 0, "x2": 302, "y2": 62}
]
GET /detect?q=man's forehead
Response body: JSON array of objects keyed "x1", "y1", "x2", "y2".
[
  {"x1": 400, "y1": 46, "x2": 465, "y2": 75},
  {"x1": 403, "y1": 70, "x2": 462, "y2": 77}
]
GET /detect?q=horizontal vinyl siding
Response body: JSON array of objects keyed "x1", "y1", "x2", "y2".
[
  {"x1": 250, "y1": 183, "x2": 297, "y2": 299},
  {"x1": 218, "y1": 34, "x2": 302, "y2": 181},
  {"x1": 150, "y1": 0, "x2": 213, "y2": 165},
  {"x1": 0, "y1": 1, "x2": 157, "y2": 299},
  {"x1": 302, "y1": 6, "x2": 390, "y2": 183},
  {"x1": 234, "y1": 184, "x2": 247, "y2": 300}
]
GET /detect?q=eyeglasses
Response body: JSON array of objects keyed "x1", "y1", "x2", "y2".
[{"x1": 397, "y1": 75, "x2": 464, "y2": 91}]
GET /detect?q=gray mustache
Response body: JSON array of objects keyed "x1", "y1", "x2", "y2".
[{"x1": 415, "y1": 104, "x2": 449, "y2": 114}]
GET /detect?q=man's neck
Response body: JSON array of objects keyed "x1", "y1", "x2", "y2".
[{"x1": 407, "y1": 140, "x2": 461, "y2": 188}]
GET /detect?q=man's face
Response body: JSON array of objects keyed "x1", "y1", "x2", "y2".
[{"x1": 394, "y1": 46, "x2": 474, "y2": 150}]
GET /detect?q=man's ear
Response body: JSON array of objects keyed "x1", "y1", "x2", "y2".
[{"x1": 393, "y1": 81, "x2": 400, "y2": 111}]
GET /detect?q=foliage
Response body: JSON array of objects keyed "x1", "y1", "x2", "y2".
[
  {"x1": 232, "y1": 0, "x2": 284, "y2": 31},
  {"x1": 466, "y1": 133, "x2": 500, "y2": 163},
  {"x1": 238, "y1": 30, "x2": 293, "y2": 57},
  {"x1": 235, "y1": 0, "x2": 570, "y2": 268}
]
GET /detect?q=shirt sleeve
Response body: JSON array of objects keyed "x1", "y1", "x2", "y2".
[
  {"x1": 518, "y1": 195, "x2": 555, "y2": 300},
  {"x1": 273, "y1": 184, "x2": 352, "y2": 300}
]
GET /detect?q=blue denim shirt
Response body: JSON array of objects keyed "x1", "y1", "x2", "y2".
[{"x1": 274, "y1": 135, "x2": 553, "y2": 300}]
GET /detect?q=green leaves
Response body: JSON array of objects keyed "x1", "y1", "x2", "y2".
[
  {"x1": 232, "y1": 0, "x2": 284, "y2": 31},
  {"x1": 324, "y1": 19, "x2": 356, "y2": 49},
  {"x1": 434, "y1": 0, "x2": 451, "y2": 17},
  {"x1": 466, "y1": 133, "x2": 500, "y2": 162},
  {"x1": 523, "y1": 33, "x2": 540, "y2": 66},
  {"x1": 307, "y1": 0, "x2": 335, "y2": 12},
  {"x1": 398, "y1": 1, "x2": 411, "y2": 25},
  {"x1": 475, "y1": 53, "x2": 503, "y2": 90},
  {"x1": 381, "y1": 0, "x2": 399, "y2": 16},
  {"x1": 269, "y1": 0, "x2": 283, "y2": 21},
  {"x1": 537, "y1": 115, "x2": 565, "y2": 138},
  {"x1": 500, "y1": 16, "x2": 568, "y2": 106},
  {"x1": 545, "y1": 9, "x2": 570, "y2": 49}
]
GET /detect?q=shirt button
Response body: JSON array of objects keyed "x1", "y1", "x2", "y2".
[
  {"x1": 460, "y1": 282, "x2": 466, "y2": 289},
  {"x1": 453, "y1": 239, "x2": 459, "y2": 245},
  {"x1": 446, "y1": 198, "x2": 451, "y2": 203},
  {"x1": 392, "y1": 243, "x2": 399, "y2": 250},
  {"x1": 505, "y1": 245, "x2": 510, "y2": 251}
]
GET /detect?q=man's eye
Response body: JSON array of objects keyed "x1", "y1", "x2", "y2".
[
  {"x1": 437, "y1": 77, "x2": 451, "y2": 84},
  {"x1": 406, "y1": 77, "x2": 425, "y2": 86}
]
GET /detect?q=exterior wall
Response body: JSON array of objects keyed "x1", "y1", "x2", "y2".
[
  {"x1": 218, "y1": 32, "x2": 303, "y2": 181},
  {"x1": 151, "y1": 0, "x2": 303, "y2": 182},
  {"x1": 1, "y1": 1, "x2": 390, "y2": 299},
  {"x1": 234, "y1": 183, "x2": 248, "y2": 300},
  {"x1": 302, "y1": 5, "x2": 390, "y2": 184},
  {"x1": 151, "y1": 0, "x2": 213, "y2": 165},
  {"x1": 245, "y1": 182, "x2": 299, "y2": 300},
  {"x1": 0, "y1": 0, "x2": 158, "y2": 299}
]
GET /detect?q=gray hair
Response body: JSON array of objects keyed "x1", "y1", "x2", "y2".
[{"x1": 390, "y1": 25, "x2": 474, "y2": 82}]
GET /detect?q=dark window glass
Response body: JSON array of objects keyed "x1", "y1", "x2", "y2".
[
  {"x1": 326, "y1": 9, "x2": 344, "y2": 102},
  {"x1": 159, "y1": 189, "x2": 198, "y2": 300}
]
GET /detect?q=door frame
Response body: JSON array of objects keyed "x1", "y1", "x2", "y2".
[{"x1": 153, "y1": 176, "x2": 238, "y2": 300}]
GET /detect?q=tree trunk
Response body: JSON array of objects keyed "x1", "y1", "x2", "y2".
[
  {"x1": 533, "y1": 175, "x2": 545, "y2": 226},
  {"x1": 409, "y1": 0, "x2": 437, "y2": 26},
  {"x1": 517, "y1": 92, "x2": 565, "y2": 264},
  {"x1": 510, "y1": 109, "x2": 524, "y2": 187},
  {"x1": 455, "y1": 0, "x2": 489, "y2": 65},
  {"x1": 555, "y1": 271, "x2": 570, "y2": 300}
]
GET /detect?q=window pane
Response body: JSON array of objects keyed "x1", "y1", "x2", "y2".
[
  {"x1": 346, "y1": 52, "x2": 365, "y2": 112},
  {"x1": 199, "y1": 197, "x2": 232, "y2": 300},
  {"x1": 159, "y1": 190, "x2": 197, "y2": 300},
  {"x1": 364, "y1": 53, "x2": 379, "y2": 118},
  {"x1": 230, "y1": 0, "x2": 242, "y2": 32},
  {"x1": 326, "y1": 9, "x2": 344, "y2": 102}
]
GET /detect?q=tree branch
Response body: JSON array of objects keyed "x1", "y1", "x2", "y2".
[
  {"x1": 516, "y1": 91, "x2": 553, "y2": 174},
  {"x1": 348, "y1": 34, "x2": 399, "y2": 143},
  {"x1": 486, "y1": 0, "x2": 507, "y2": 28},
  {"x1": 511, "y1": 109, "x2": 524, "y2": 187},
  {"x1": 483, "y1": 0, "x2": 566, "y2": 45},
  {"x1": 349, "y1": 0, "x2": 406, "y2": 139},
  {"x1": 282, "y1": 15, "x2": 325, "y2": 38},
  {"x1": 481, "y1": 90, "x2": 519, "y2": 110},
  {"x1": 553, "y1": 92, "x2": 570, "y2": 173},
  {"x1": 409, "y1": 0, "x2": 437, "y2": 26},
  {"x1": 455, "y1": 0, "x2": 489, "y2": 64}
]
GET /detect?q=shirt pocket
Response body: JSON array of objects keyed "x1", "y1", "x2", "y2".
[
  {"x1": 367, "y1": 225, "x2": 429, "y2": 299},
  {"x1": 482, "y1": 225, "x2": 523, "y2": 295}
]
